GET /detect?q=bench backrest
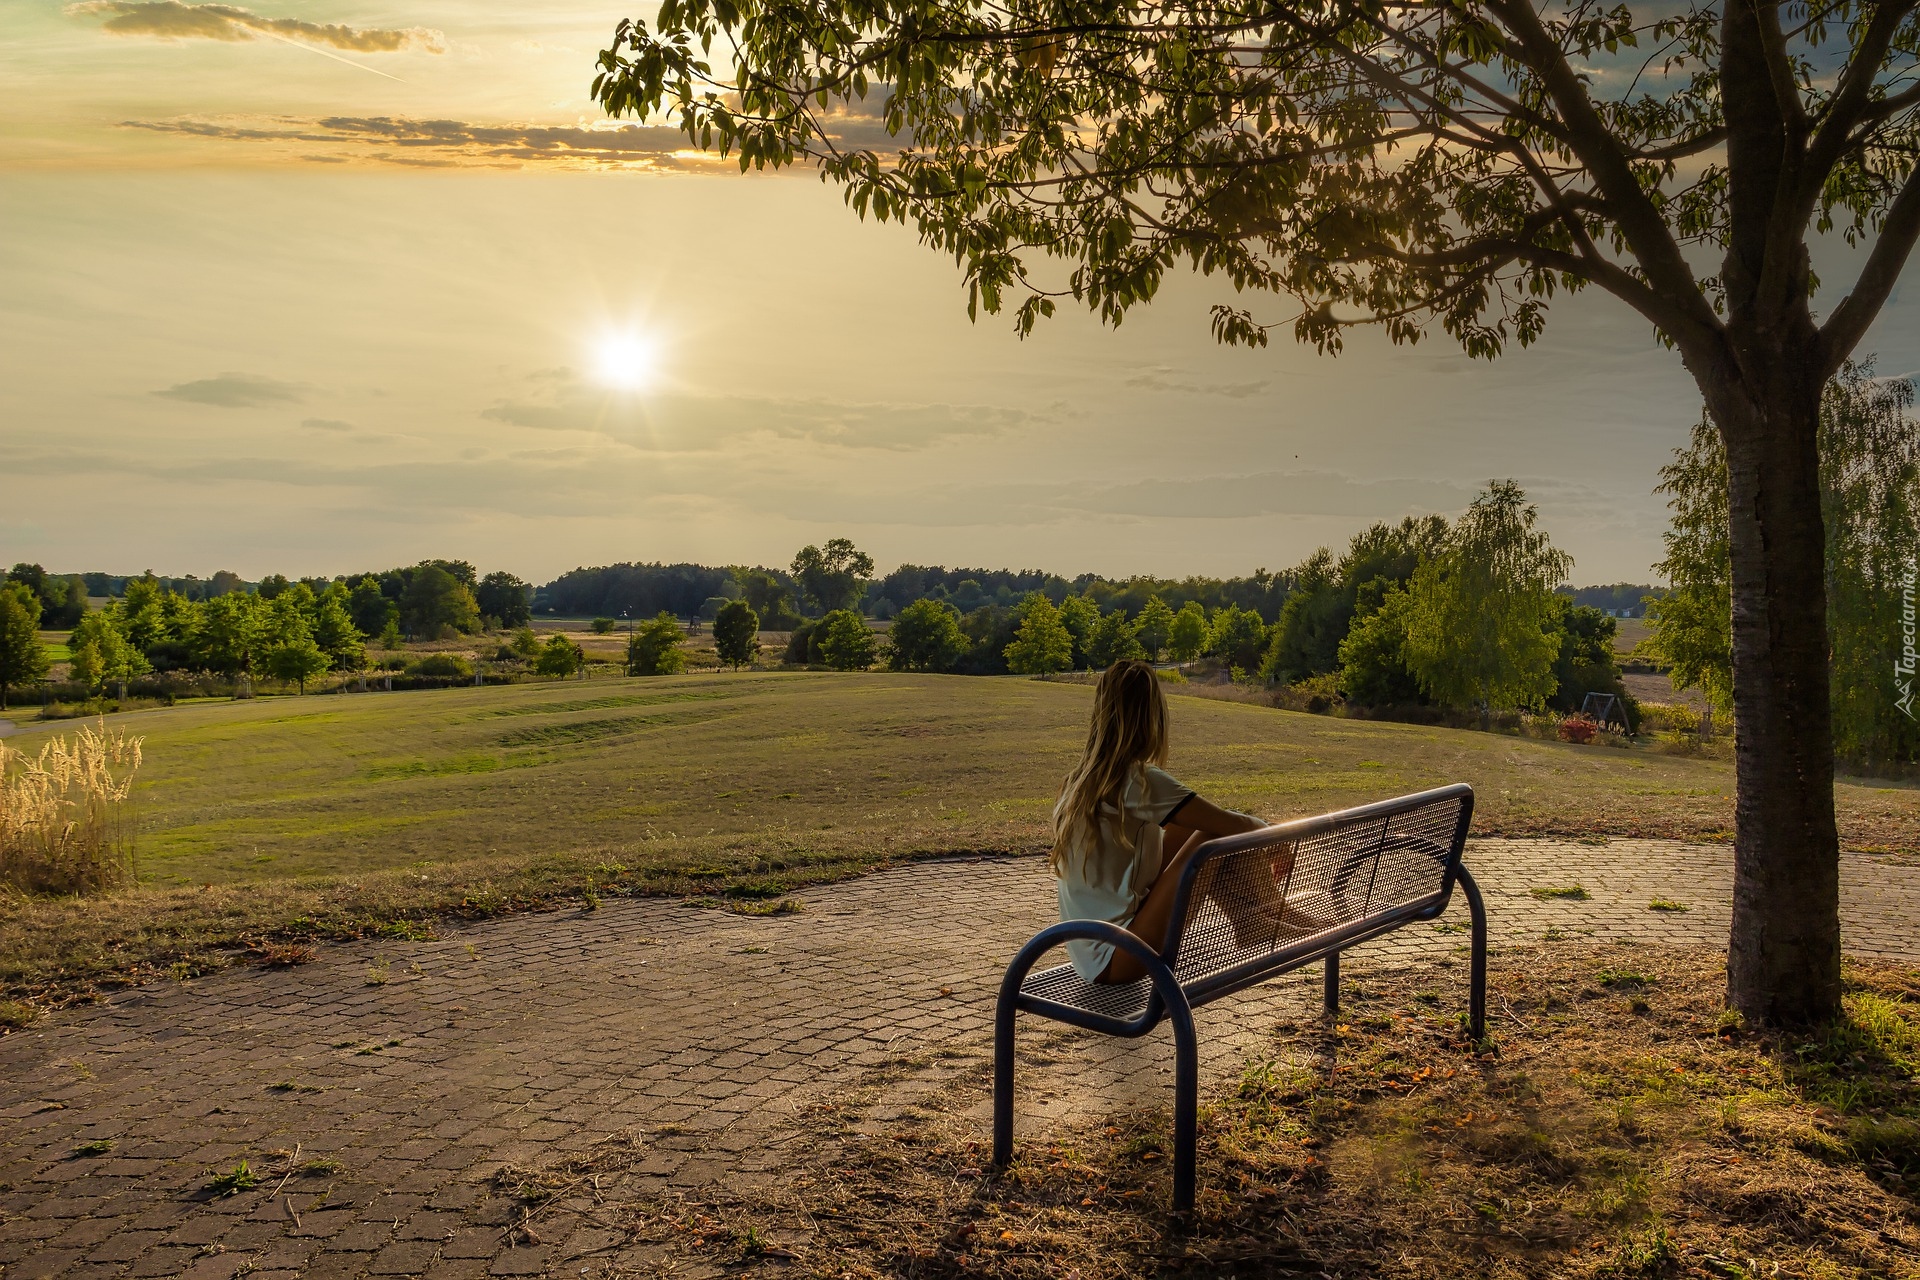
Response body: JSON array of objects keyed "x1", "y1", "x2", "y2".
[{"x1": 1161, "y1": 783, "x2": 1474, "y2": 1004}]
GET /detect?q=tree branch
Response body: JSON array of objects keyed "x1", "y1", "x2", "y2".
[
  {"x1": 1802, "y1": 0, "x2": 1920, "y2": 200},
  {"x1": 1481, "y1": 0, "x2": 1721, "y2": 347},
  {"x1": 1632, "y1": 127, "x2": 1729, "y2": 162},
  {"x1": 1818, "y1": 163, "x2": 1920, "y2": 372},
  {"x1": 1751, "y1": 0, "x2": 1809, "y2": 135}
]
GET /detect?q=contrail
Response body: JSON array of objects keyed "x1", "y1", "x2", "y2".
[{"x1": 256, "y1": 27, "x2": 406, "y2": 80}]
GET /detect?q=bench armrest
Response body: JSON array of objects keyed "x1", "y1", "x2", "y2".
[{"x1": 998, "y1": 918, "x2": 1174, "y2": 994}]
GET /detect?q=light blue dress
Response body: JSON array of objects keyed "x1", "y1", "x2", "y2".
[{"x1": 1054, "y1": 764, "x2": 1196, "y2": 980}]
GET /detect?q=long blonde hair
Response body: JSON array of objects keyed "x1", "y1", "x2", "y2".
[{"x1": 1051, "y1": 660, "x2": 1170, "y2": 874}]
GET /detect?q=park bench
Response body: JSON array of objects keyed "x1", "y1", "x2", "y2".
[{"x1": 993, "y1": 782, "x2": 1485, "y2": 1212}]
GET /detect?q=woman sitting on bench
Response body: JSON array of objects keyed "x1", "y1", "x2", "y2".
[{"x1": 1053, "y1": 659, "x2": 1299, "y2": 984}]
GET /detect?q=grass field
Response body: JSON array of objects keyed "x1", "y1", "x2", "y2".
[{"x1": 2, "y1": 672, "x2": 1915, "y2": 1003}]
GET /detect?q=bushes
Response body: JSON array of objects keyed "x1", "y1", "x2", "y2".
[
  {"x1": 1, "y1": 722, "x2": 143, "y2": 896},
  {"x1": 783, "y1": 612, "x2": 880, "y2": 670},
  {"x1": 887, "y1": 599, "x2": 965, "y2": 672},
  {"x1": 781, "y1": 620, "x2": 814, "y2": 664},
  {"x1": 1558, "y1": 715, "x2": 1599, "y2": 745},
  {"x1": 815, "y1": 610, "x2": 877, "y2": 671},
  {"x1": 626, "y1": 613, "x2": 688, "y2": 676},
  {"x1": 409, "y1": 654, "x2": 472, "y2": 680},
  {"x1": 536, "y1": 635, "x2": 587, "y2": 678}
]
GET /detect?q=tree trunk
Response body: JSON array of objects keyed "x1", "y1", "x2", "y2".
[{"x1": 1706, "y1": 358, "x2": 1843, "y2": 1025}]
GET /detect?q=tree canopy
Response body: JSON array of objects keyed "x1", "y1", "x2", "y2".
[
  {"x1": 627, "y1": 612, "x2": 690, "y2": 676},
  {"x1": 792, "y1": 538, "x2": 875, "y2": 614},
  {"x1": 714, "y1": 600, "x2": 762, "y2": 669},
  {"x1": 1647, "y1": 364, "x2": 1920, "y2": 765},
  {"x1": 815, "y1": 608, "x2": 879, "y2": 669},
  {"x1": 1005, "y1": 593, "x2": 1075, "y2": 673},
  {"x1": 0, "y1": 585, "x2": 49, "y2": 711},
  {"x1": 1402, "y1": 480, "x2": 1570, "y2": 720},
  {"x1": 887, "y1": 598, "x2": 968, "y2": 672}
]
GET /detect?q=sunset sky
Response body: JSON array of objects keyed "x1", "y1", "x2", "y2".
[{"x1": 7, "y1": 0, "x2": 1920, "y2": 586}]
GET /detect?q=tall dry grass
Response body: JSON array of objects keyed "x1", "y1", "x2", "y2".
[{"x1": 0, "y1": 721, "x2": 143, "y2": 896}]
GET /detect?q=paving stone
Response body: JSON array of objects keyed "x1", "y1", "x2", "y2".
[
  {"x1": 486, "y1": 1244, "x2": 551, "y2": 1276},
  {"x1": 439, "y1": 1227, "x2": 501, "y2": 1260},
  {"x1": 126, "y1": 1244, "x2": 202, "y2": 1277},
  {"x1": 8, "y1": 1247, "x2": 91, "y2": 1279},
  {"x1": 368, "y1": 1238, "x2": 442, "y2": 1274},
  {"x1": 180, "y1": 1255, "x2": 254, "y2": 1280},
  {"x1": 326, "y1": 1220, "x2": 398, "y2": 1252},
  {"x1": 85, "y1": 1227, "x2": 167, "y2": 1262}
]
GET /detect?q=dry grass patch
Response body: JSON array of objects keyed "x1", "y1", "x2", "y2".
[
  {"x1": 548, "y1": 943, "x2": 1920, "y2": 1278},
  {"x1": 0, "y1": 721, "x2": 142, "y2": 896}
]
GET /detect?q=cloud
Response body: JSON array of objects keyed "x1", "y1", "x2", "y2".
[
  {"x1": 757, "y1": 471, "x2": 1475, "y2": 528},
  {"x1": 154, "y1": 372, "x2": 303, "y2": 407},
  {"x1": 479, "y1": 381, "x2": 1032, "y2": 451},
  {"x1": 1125, "y1": 367, "x2": 1271, "y2": 398},
  {"x1": 69, "y1": 1, "x2": 443, "y2": 52},
  {"x1": 0, "y1": 441, "x2": 733, "y2": 524},
  {"x1": 300, "y1": 417, "x2": 352, "y2": 432},
  {"x1": 123, "y1": 116, "x2": 711, "y2": 170}
]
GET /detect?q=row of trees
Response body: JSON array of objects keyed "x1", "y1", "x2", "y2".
[
  {"x1": 760, "y1": 485, "x2": 1615, "y2": 727},
  {"x1": 4, "y1": 565, "x2": 88, "y2": 629},
  {"x1": 0, "y1": 561, "x2": 541, "y2": 702},
  {"x1": 518, "y1": 543, "x2": 1306, "y2": 630},
  {"x1": 1249, "y1": 493, "x2": 1630, "y2": 725}
]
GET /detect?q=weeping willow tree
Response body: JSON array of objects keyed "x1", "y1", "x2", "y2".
[{"x1": 1647, "y1": 362, "x2": 1920, "y2": 766}]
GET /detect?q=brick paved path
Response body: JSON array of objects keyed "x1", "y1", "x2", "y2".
[{"x1": 1, "y1": 839, "x2": 1915, "y2": 1280}]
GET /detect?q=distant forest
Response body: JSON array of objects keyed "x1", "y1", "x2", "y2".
[{"x1": 58, "y1": 563, "x2": 1656, "y2": 624}]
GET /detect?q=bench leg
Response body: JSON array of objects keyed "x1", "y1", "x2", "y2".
[
  {"x1": 1323, "y1": 950, "x2": 1340, "y2": 1019},
  {"x1": 992, "y1": 986, "x2": 1017, "y2": 1170},
  {"x1": 990, "y1": 925, "x2": 1196, "y2": 1210},
  {"x1": 1457, "y1": 864, "x2": 1488, "y2": 1042},
  {"x1": 1170, "y1": 996, "x2": 1198, "y2": 1215}
]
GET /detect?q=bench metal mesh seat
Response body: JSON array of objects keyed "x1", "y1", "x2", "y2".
[
  {"x1": 995, "y1": 783, "x2": 1485, "y2": 1212},
  {"x1": 1018, "y1": 964, "x2": 1152, "y2": 1022}
]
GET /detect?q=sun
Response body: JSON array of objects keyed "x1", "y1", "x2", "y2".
[{"x1": 592, "y1": 331, "x2": 660, "y2": 391}]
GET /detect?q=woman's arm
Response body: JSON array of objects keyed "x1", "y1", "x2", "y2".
[{"x1": 1166, "y1": 793, "x2": 1267, "y2": 840}]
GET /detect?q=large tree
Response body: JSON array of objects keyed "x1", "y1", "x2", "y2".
[
  {"x1": 791, "y1": 538, "x2": 875, "y2": 614},
  {"x1": 594, "y1": 0, "x2": 1920, "y2": 1022},
  {"x1": 476, "y1": 571, "x2": 534, "y2": 628},
  {"x1": 888, "y1": 597, "x2": 968, "y2": 671},
  {"x1": 0, "y1": 584, "x2": 49, "y2": 711},
  {"x1": 1402, "y1": 480, "x2": 1571, "y2": 722},
  {"x1": 714, "y1": 599, "x2": 763, "y2": 669}
]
